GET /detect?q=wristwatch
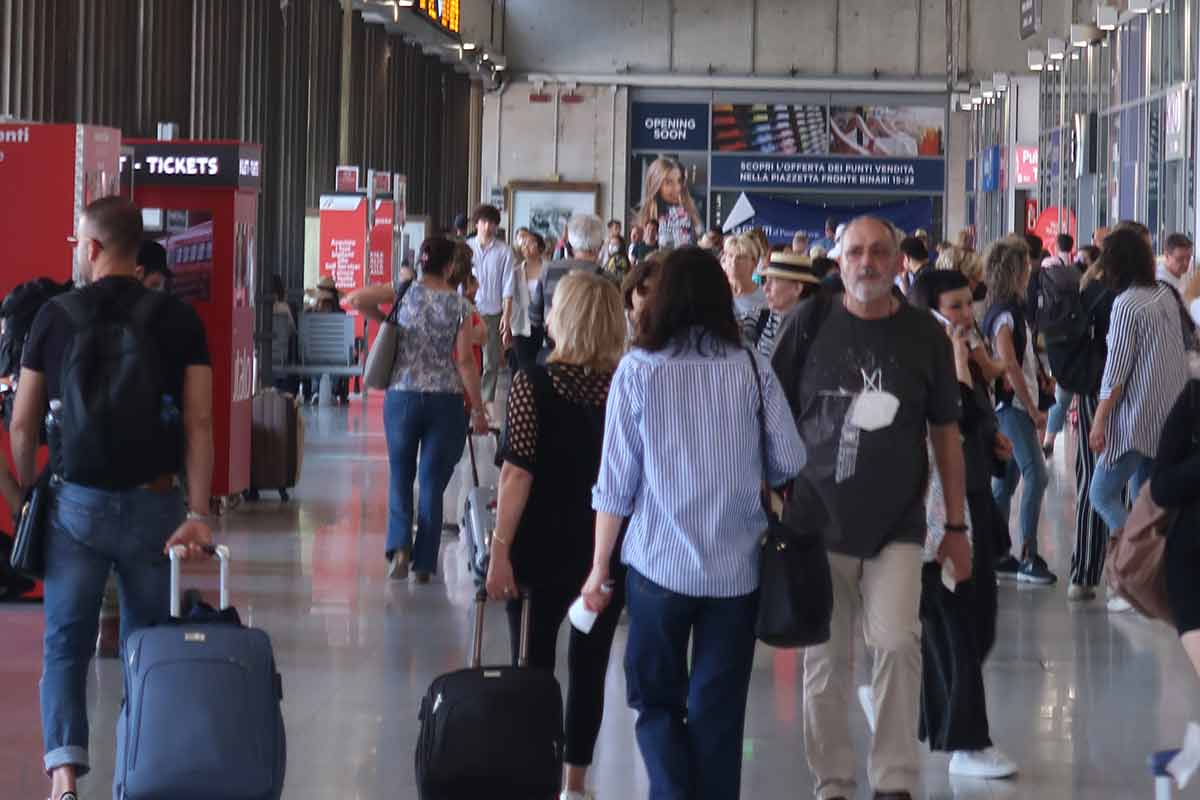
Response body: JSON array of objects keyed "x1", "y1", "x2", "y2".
[{"x1": 187, "y1": 511, "x2": 213, "y2": 524}]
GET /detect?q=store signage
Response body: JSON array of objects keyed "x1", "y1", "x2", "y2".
[
  {"x1": 1020, "y1": 0, "x2": 1041, "y2": 39},
  {"x1": 1014, "y1": 146, "x2": 1039, "y2": 186},
  {"x1": 122, "y1": 142, "x2": 261, "y2": 189},
  {"x1": 1033, "y1": 207, "x2": 1077, "y2": 255},
  {"x1": 372, "y1": 170, "x2": 392, "y2": 195},
  {"x1": 711, "y1": 154, "x2": 945, "y2": 194},
  {"x1": 1025, "y1": 198, "x2": 1039, "y2": 233},
  {"x1": 980, "y1": 146, "x2": 1001, "y2": 193},
  {"x1": 631, "y1": 102, "x2": 710, "y2": 151},
  {"x1": 0, "y1": 126, "x2": 30, "y2": 143}
]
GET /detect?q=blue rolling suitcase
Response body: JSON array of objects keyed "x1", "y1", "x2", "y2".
[{"x1": 115, "y1": 545, "x2": 286, "y2": 800}]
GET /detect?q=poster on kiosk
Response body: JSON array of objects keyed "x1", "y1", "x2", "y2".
[{"x1": 126, "y1": 139, "x2": 262, "y2": 501}]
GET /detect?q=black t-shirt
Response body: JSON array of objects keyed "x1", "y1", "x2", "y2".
[
  {"x1": 22, "y1": 276, "x2": 211, "y2": 402},
  {"x1": 771, "y1": 299, "x2": 962, "y2": 557}
]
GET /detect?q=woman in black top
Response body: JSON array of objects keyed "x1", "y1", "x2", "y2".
[
  {"x1": 1066, "y1": 262, "x2": 1117, "y2": 599},
  {"x1": 485, "y1": 270, "x2": 628, "y2": 800},
  {"x1": 1150, "y1": 379, "x2": 1200, "y2": 676}
]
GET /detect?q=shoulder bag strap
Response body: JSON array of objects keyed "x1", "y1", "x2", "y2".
[
  {"x1": 744, "y1": 348, "x2": 770, "y2": 491},
  {"x1": 387, "y1": 279, "x2": 414, "y2": 324}
]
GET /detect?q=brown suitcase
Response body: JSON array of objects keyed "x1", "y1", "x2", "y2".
[{"x1": 249, "y1": 389, "x2": 304, "y2": 501}]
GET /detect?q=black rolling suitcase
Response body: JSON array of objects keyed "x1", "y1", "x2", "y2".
[{"x1": 415, "y1": 589, "x2": 564, "y2": 799}]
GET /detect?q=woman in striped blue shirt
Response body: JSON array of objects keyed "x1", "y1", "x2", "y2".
[
  {"x1": 1089, "y1": 225, "x2": 1189, "y2": 606},
  {"x1": 581, "y1": 246, "x2": 805, "y2": 800}
]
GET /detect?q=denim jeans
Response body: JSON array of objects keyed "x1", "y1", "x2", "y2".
[
  {"x1": 991, "y1": 406, "x2": 1049, "y2": 557},
  {"x1": 1089, "y1": 450, "x2": 1154, "y2": 532},
  {"x1": 40, "y1": 482, "x2": 185, "y2": 776},
  {"x1": 1047, "y1": 384, "x2": 1074, "y2": 436},
  {"x1": 383, "y1": 390, "x2": 467, "y2": 572},
  {"x1": 623, "y1": 569, "x2": 758, "y2": 800}
]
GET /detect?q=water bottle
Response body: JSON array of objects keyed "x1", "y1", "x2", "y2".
[{"x1": 318, "y1": 374, "x2": 333, "y2": 406}]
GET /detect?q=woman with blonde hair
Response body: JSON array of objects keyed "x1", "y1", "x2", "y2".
[
  {"x1": 635, "y1": 156, "x2": 703, "y2": 247},
  {"x1": 981, "y1": 236, "x2": 1056, "y2": 585},
  {"x1": 485, "y1": 270, "x2": 628, "y2": 800},
  {"x1": 721, "y1": 233, "x2": 767, "y2": 323}
]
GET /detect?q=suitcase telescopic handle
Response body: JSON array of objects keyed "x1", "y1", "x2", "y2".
[
  {"x1": 169, "y1": 544, "x2": 230, "y2": 618},
  {"x1": 471, "y1": 587, "x2": 533, "y2": 669}
]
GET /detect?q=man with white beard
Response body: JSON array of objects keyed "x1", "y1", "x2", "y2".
[{"x1": 771, "y1": 216, "x2": 970, "y2": 800}]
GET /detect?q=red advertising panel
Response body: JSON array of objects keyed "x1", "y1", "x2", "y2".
[
  {"x1": 1014, "y1": 145, "x2": 1039, "y2": 187},
  {"x1": 1033, "y1": 207, "x2": 1077, "y2": 255},
  {"x1": 369, "y1": 199, "x2": 394, "y2": 286},
  {"x1": 1024, "y1": 198, "x2": 1039, "y2": 233},
  {"x1": 319, "y1": 195, "x2": 368, "y2": 303}
]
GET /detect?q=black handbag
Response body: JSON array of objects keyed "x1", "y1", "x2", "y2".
[
  {"x1": 10, "y1": 472, "x2": 49, "y2": 579},
  {"x1": 745, "y1": 350, "x2": 833, "y2": 649}
]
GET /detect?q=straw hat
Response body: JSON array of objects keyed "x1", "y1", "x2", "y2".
[{"x1": 763, "y1": 252, "x2": 821, "y2": 284}]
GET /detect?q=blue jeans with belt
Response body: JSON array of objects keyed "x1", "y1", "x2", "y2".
[
  {"x1": 623, "y1": 568, "x2": 759, "y2": 800},
  {"x1": 383, "y1": 390, "x2": 468, "y2": 573},
  {"x1": 40, "y1": 482, "x2": 185, "y2": 776}
]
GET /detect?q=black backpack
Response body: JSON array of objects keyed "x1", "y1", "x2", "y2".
[
  {"x1": 50, "y1": 288, "x2": 183, "y2": 490},
  {"x1": 1035, "y1": 263, "x2": 1086, "y2": 348}
]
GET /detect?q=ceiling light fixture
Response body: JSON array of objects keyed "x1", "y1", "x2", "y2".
[
  {"x1": 1028, "y1": 49, "x2": 1046, "y2": 71},
  {"x1": 1047, "y1": 37, "x2": 1067, "y2": 60},
  {"x1": 1096, "y1": 4, "x2": 1118, "y2": 30}
]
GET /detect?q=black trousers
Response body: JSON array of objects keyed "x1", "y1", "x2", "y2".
[
  {"x1": 920, "y1": 490, "x2": 999, "y2": 752},
  {"x1": 505, "y1": 564, "x2": 627, "y2": 766}
]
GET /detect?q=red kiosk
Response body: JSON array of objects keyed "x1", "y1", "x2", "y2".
[
  {"x1": 126, "y1": 139, "x2": 262, "y2": 501},
  {"x1": 0, "y1": 122, "x2": 121, "y2": 599}
]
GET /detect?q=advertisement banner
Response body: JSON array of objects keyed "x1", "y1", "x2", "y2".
[
  {"x1": 335, "y1": 165, "x2": 360, "y2": 193},
  {"x1": 721, "y1": 192, "x2": 934, "y2": 246},
  {"x1": 631, "y1": 102, "x2": 710, "y2": 151},
  {"x1": 1033, "y1": 207, "x2": 1077, "y2": 255},
  {"x1": 369, "y1": 199, "x2": 394, "y2": 286},
  {"x1": 711, "y1": 103, "x2": 828, "y2": 155},
  {"x1": 711, "y1": 153, "x2": 945, "y2": 194},
  {"x1": 318, "y1": 195, "x2": 367, "y2": 300},
  {"x1": 980, "y1": 146, "x2": 1001, "y2": 192},
  {"x1": 830, "y1": 106, "x2": 944, "y2": 157}
]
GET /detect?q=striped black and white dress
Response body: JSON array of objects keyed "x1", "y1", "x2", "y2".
[{"x1": 1099, "y1": 285, "x2": 1190, "y2": 466}]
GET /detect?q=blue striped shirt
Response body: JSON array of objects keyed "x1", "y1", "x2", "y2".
[{"x1": 592, "y1": 330, "x2": 806, "y2": 597}]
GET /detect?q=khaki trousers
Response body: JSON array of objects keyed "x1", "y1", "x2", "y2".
[{"x1": 803, "y1": 542, "x2": 923, "y2": 799}]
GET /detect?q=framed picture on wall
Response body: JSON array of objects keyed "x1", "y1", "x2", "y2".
[{"x1": 506, "y1": 181, "x2": 601, "y2": 253}]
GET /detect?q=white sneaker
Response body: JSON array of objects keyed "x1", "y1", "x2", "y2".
[
  {"x1": 1107, "y1": 595, "x2": 1134, "y2": 613},
  {"x1": 948, "y1": 747, "x2": 1018, "y2": 779},
  {"x1": 559, "y1": 791, "x2": 594, "y2": 800},
  {"x1": 857, "y1": 684, "x2": 876, "y2": 733}
]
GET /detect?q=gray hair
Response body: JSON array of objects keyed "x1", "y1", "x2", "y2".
[
  {"x1": 567, "y1": 213, "x2": 606, "y2": 255},
  {"x1": 844, "y1": 215, "x2": 902, "y2": 252}
]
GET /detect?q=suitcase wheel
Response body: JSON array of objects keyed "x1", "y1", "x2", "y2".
[
  {"x1": 244, "y1": 488, "x2": 261, "y2": 502},
  {"x1": 278, "y1": 488, "x2": 290, "y2": 502}
]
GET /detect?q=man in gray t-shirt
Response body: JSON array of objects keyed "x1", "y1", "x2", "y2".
[{"x1": 771, "y1": 216, "x2": 967, "y2": 800}]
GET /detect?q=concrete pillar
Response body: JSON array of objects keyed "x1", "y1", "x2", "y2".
[
  {"x1": 338, "y1": 0, "x2": 353, "y2": 165},
  {"x1": 468, "y1": 80, "x2": 484, "y2": 206}
]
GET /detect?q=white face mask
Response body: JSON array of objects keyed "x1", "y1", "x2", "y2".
[{"x1": 847, "y1": 369, "x2": 900, "y2": 432}]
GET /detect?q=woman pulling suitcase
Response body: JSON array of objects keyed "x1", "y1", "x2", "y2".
[{"x1": 485, "y1": 271, "x2": 629, "y2": 800}]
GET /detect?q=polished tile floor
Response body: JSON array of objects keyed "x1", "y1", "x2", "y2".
[{"x1": 3, "y1": 397, "x2": 1200, "y2": 799}]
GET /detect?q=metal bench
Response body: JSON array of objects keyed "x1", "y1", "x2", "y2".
[{"x1": 274, "y1": 312, "x2": 360, "y2": 378}]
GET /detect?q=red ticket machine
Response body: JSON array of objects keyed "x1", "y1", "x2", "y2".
[
  {"x1": 0, "y1": 123, "x2": 120, "y2": 598},
  {"x1": 126, "y1": 139, "x2": 262, "y2": 500}
]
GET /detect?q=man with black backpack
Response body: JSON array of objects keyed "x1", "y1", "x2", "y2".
[{"x1": 8, "y1": 197, "x2": 214, "y2": 800}]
